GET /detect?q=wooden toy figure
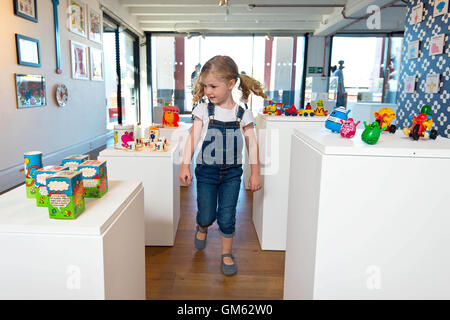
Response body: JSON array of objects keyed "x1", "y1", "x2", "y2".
[{"x1": 162, "y1": 105, "x2": 180, "y2": 127}]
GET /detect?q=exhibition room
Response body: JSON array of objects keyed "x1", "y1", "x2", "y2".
[{"x1": 1, "y1": 0, "x2": 450, "y2": 301}]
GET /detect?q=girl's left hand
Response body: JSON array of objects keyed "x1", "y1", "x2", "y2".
[{"x1": 248, "y1": 173, "x2": 262, "y2": 192}]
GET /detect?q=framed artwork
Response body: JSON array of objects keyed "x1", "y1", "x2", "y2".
[
  {"x1": 404, "y1": 76, "x2": 416, "y2": 93},
  {"x1": 15, "y1": 74, "x2": 46, "y2": 108},
  {"x1": 88, "y1": 8, "x2": 102, "y2": 44},
  {"x1": 90, "y1": 47, "x2": 103, "y2": 81},
  {"x1": 70, "y1": 40, "x2": 89, "y2": 80},
  {"x1": 433, "y1": 0, "x2": 448, "y2": 17},
  {"x1": 429, "y1": 34, "x2": 445, "y2": 56},
  {"x1": 68, "y1": 0, "x2": 87, "y2": 37},
  {"x1": 13, "y1": 0, "x2": 38, "y2": 23},
  {"x1": 425, "y1": 74, "x2": 440, "y2": 94},
  {"x1": 15, "y1": 34, "x2": 40, "y2": 67},
  {"x1": 410, "y1": 3, "x2": 423, "y2": 25},
  {"x1": 408, "y1": 40, "x2": 420, "y2": 59}
]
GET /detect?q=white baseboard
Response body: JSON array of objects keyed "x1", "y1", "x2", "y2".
[{"x1": 0, "y1": 132, "x2": 112, "y2": 193}]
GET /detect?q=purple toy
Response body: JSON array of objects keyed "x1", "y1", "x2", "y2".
[{"x1": 340, "y1": 118, "x2": 360, "y2": 138}]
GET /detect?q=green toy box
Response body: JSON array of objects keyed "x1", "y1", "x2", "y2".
[
  {"x1": 61, "y1": 154, "x2": 89, "y2": 171},
  {"x1": 78, "y1": 160, "x2": 108, "y2": 198},
  {"x1": 46, "y1": 170, "x2": 85, "y2": 219},
  {"x1": 34, "y1": 165, "x2": 68, "y2": 207}
]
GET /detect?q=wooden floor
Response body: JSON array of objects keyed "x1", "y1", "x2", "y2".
[{"x1": 146, "y1": 176, "x2": 285, "y2": 300}]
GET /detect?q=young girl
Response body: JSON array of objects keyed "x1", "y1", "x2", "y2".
[{"x1": 179, "y1": 55, "x2": 266, "y2": 276}]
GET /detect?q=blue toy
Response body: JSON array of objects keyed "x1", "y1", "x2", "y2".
[{"x1": 325, "y1": 107, "x2": 351, "y2": 133}]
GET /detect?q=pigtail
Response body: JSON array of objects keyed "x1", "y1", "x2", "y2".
[
  {"x1": 238, "y1": 74, "x2": 268, "y2": 102},
  {"x1": 192, "y1": 77, "x2": 205, "y2": 103}
]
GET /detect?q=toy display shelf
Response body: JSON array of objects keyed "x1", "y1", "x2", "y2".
[{"x1": 284, "y1": 127, "x2": 450, "y2": 299}]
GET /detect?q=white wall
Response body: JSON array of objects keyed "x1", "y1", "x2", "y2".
[
  {"x1": 305, "y1": 35, "x2": 332, "y2": 93},
  {"x1": 0, "y1": 0, "x2": 118, "y2": 191}
]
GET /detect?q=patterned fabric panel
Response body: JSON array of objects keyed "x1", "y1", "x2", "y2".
[{"x1": 397, "y1": 0, "x2": 450, "y2": 138}]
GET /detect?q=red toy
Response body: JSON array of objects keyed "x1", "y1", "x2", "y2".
[
  {"x1": 162, "y1": 104, "x2": 180, "y2": 127},
  {"x1": 284, "y1": 104, "x2": 298, "y2": 116},
  {"x1": 340, "y1": 118, "x2": 360, "y2": 138}
]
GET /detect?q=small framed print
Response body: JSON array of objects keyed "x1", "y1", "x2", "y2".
[
  {"x1": 15, "y1": 74, "x2": 46, "y2": 108},
  {"x1": 15, "y1": 34, "x2": 41, "y2": 67},
  {"x1": 430, "y1": 34, "x2": 445, "y2": 56},
  {"x1": 70, "y1": 40, "x2": 89, "y2": 80},
  {"x1": 425, "y1": 73, "x2": 440, "y2": 94},
  {"x1": 90, "y1": 47, "x2": 103, "y2": 81},
  {"x1": 433, "y1": 0, "x2": 448, "y2": 17},
  {"x1": 13, "y1": 0, "x2": 38, "y2": 23},
  {"x1": 88, "y1": 8, "x2": 102, "y2": 44},
  {"x1": 404, "y1": 75, "x2": 416, "y2": 93},
  {"x1": 68, "y1": 0, "x2": 87, "y2": 37},
  {"x1": 408, "y1": 40, "x2": 420, "y2": 59},
  {"x1": 410, "y1": 3, "x2": 423, "y2": 25}
]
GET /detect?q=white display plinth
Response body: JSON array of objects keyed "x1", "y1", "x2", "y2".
[
  {"x1": 285, "y1": 128, "x2": 450, "y2": 299},
  {"x1": 0, "y1": 180, "x2": 145, "y2": 300},
  {"x1": 252, "y1": 114, "x2": 327, "y2": 250},
  {"x1": 98, "y1": 143, "x2": 180, "y2": 246}
]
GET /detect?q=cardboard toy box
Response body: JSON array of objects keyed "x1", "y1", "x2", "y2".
[
  {"x1": 46, "y1": 170, "x2": 85, "y2": 219},
  {"x1": 78, "y1": 160, "x2": 108, "y2": 198},
  {"x1": 61, "y1": 155, "x2": 89, "y2": 171},
  {"x1": 34, "y1": 165, "x2": 68, "y2": 207},
  {"x1": 24, "y1": 151, "x2": 43, "y2": 199}
]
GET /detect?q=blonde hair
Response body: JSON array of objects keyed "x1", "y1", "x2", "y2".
[{"x1": 192, "y1": 55, "x2": 268, "y2": 103}]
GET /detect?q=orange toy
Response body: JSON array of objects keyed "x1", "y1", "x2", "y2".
[{"x1": 162, "y1": 105, "x2": 180, "y2": 127}]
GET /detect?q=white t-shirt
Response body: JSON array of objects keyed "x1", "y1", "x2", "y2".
[{"x1": 191, "y1": 101, "x2": 254, "y2": 163}]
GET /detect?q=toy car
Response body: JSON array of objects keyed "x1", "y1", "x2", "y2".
[
  {"x1": 373, "y1": 107, "x2": 396, "y2": 133},
  {"x1": 284, "y1": 104, "x2": 298, "y2": 116},
  {"x1": 402, "y1": 105, "x2": 438, "y2": 141},
  {"x1": 298, "y1": 103, "x2": 315, "y2": 117}
]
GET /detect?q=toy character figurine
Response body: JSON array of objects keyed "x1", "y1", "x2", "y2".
[
  {"x1": 340, "y1": 118, "x2": 360, "y2": 138},
  {"x1": 284, "y1": 104, "x2": 298, "y2": 116},
  {"x1": 121, "y1": 131, "x2": 134, "y2": 148},
  {"x1": 299, "y1": 103, "x2": 315, "y2": 117},
  {"x1": 314, "y1": 99, "x2": 328, "y2": 116},
  {"x1": 361, "y1": 121, "x2": 386, "y2": 144},
  {"x1": 373, "y1": 107, "x2": 396, "y2": 133},
  {"x1": 403, "y1": 113, "x2": 438, "y2": 140},
  {"x1": 162, "y1": 105, "x2": 180, "y2": 127},
  {"x1": 325, "y1": 107, "x2": 351, "y2": 133},
  {"x1": 263, "y1": 100, "x2": 277, "y2": 115}
]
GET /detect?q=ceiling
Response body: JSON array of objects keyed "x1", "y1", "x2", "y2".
[{"x1": 119, "y1": 0, "x2": 407, "y2": 35}]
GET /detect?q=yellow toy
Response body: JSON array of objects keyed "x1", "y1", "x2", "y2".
[
  {"x1": 313, "y1": 99, "x2": 328, "y2": 116},
  {"x1": 373, "y1": 107, "x2": 396, "y2": 133}
]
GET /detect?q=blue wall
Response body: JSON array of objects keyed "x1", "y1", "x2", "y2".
[{"x1": 397, "y1": 0, "x2": 450, "y2": 138}]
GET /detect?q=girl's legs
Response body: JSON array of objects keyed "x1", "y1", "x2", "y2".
[{"x1": 195, "y1": 165, "x2": 219, "y2": 240}]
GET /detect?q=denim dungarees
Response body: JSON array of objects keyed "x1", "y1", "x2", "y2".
[{"x1": 195, "y1": 101, "x2": 246, "y2": 238}]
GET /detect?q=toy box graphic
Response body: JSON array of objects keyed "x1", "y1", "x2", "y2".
[
  {"x1": 24, "y1": 151, "x2": 43, "y2": 199},
  {"x1": 78, "y1": 160, "x2": 108, "y2": 198},
  {"x1": 61, "y1": 154, "x2": 89, "y2": 171},
  {"x1": 46, "y1": 170, "x2": 85, "y2": 219},
  {"x1": 34, "y1": 165, "x2": 68, "y2": 207}
]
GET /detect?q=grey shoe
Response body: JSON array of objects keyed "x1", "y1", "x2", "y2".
[
  {"x1": 221, "y1": 254, "x2": 237, "y2": 276},
  {"x1": 194, "y1": 225, "x2": 207, "y2": 250}
]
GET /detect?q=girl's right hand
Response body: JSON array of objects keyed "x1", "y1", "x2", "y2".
[{"x1": 179, "y1": 164, "x2": 192, "y2": 185}]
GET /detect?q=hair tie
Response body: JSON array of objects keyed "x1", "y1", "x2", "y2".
[{"x1": 237, "y1": 73, "x2": 241, "y2": 79}]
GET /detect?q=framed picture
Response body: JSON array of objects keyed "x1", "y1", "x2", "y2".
[
  {"x1": 410, "y1": 3, "x2": 423, "y2": 25},
  {"x1": 90, "y1": 47, "x2": 103, "y2": 81},
  {"x1": 88, "y1": 8, "x2": 102, "y2": 43},
  {"x1": 15, "y1": 74, "x2": 46, "y2": 108},
  {"x1": 15, "y1": 34, "x2": 40, "y2": 67},
  {"x1": 70, "y1": 40, "x2": 89, "y2": 80},
  {"x1": 408, "y1": 40, "x2": 420, "y2": 59},
  {"x1": 404, "y1": 76, "x2": 416, "y2": 93},
  {"x1": 13, "y1": 0, "x2": 38, "y2": 23},
  {"x1": 425, "y1": 73, "x2": 440, "y2": 94},
  {"x1": 429, "y1": 34, "x2": 445, "y2": 56},
  {"x1": 433, "y1": 0, "x2": 448, "y2": 17},
  {"x1": 68, "y1": 0, "x2": 87, "y2": 37}
]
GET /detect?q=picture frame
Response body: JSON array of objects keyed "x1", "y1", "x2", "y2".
[
  {"x1": 410, "y1": 3, "x2": 423, "y2": 25},
  {"x1": 433, "y1": 0, "x2": 448, "y2": 17},
  {"x1": 88, "y1": 8, "x2": 102, "y2": 44},
  {"x1": 15, "y1": 74, "x2": 46, "y2": 109},
  {"x1": 429, "y1": 34, "x2": 445, "y2": 56},
  {"x1": 425, "y1": 73, "x2": 440, "y2": 94},
  {"x1": 13, "y1": 0, "x2": 38, "y2": 23},
  {"x1": 407, "y1": 40, "x2": 420, "y2": 59},
  {"x1": 404, "y1": 75, "x2": 416, "y2": 93},
  {"x1": 70, "y1": 40, "x2": 89, "y2": 80},
  {"x1": 15, "y1": 34, "x2": 41, "y2": 67},
  {"x1": 90, "y1": 47, "x2": 104, "y2": 81},
  {"x1": 68, "y1": 0, "x2": 87, "y2": 38}
]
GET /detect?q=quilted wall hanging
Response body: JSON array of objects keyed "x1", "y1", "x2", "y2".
[{"x1": 397, "y1": 0, "x2": 450, "y2": 138}]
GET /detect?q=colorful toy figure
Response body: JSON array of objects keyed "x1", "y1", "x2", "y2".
[
  {"x1": 373, "y1": 107, "x2": 397, "y2": 133},
  {"x1": 340, "y1": 118, "x2": 360, "y2": 138},
  {"x1": 325, "y1": 107, "x2": 351, "y2": 133},
  {"x1": 284, "y1": 104, "x2": 298, "y2": 116},
  {"x1": 314, "y1": 99, "x2": 328, "y2": 116},
  {"x1": 274, "y1": 103, "x2": 284, "y2": 115},
  {"x1": 263, "y1": 101, "x2": 276, "y2": 115},
  {"x1": 148, "y1": 126, "x2": 160, "y2": 142},
  {"x1": 162, "y1": 104, "x2": 180, "y2": 127},
  {"x1": 403, "y1": 113, "x2": 438, "y2": 140},
  {"x1": 361, "y1": 121, "x2": 386, "y2": 144},
  {"x1": 46, "y1": 170, "x2": 85, "y2": 219},
  {"x1": 298, "y1": 103, "x2": 315, "y2": 117},
  {"x1": 78, "y1": 160, "x2": 108, "y2": 198},
  {"x1": 24, "y1": 151, "x2": 43, "y2": 199}
]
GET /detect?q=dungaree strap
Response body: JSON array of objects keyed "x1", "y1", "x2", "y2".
[
  {"x1": 207, "y1": 100, "x2": 215, "y2": 123},
  {"x1": 236, "y1": 106, "x2": 245, "y2": 124}
]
